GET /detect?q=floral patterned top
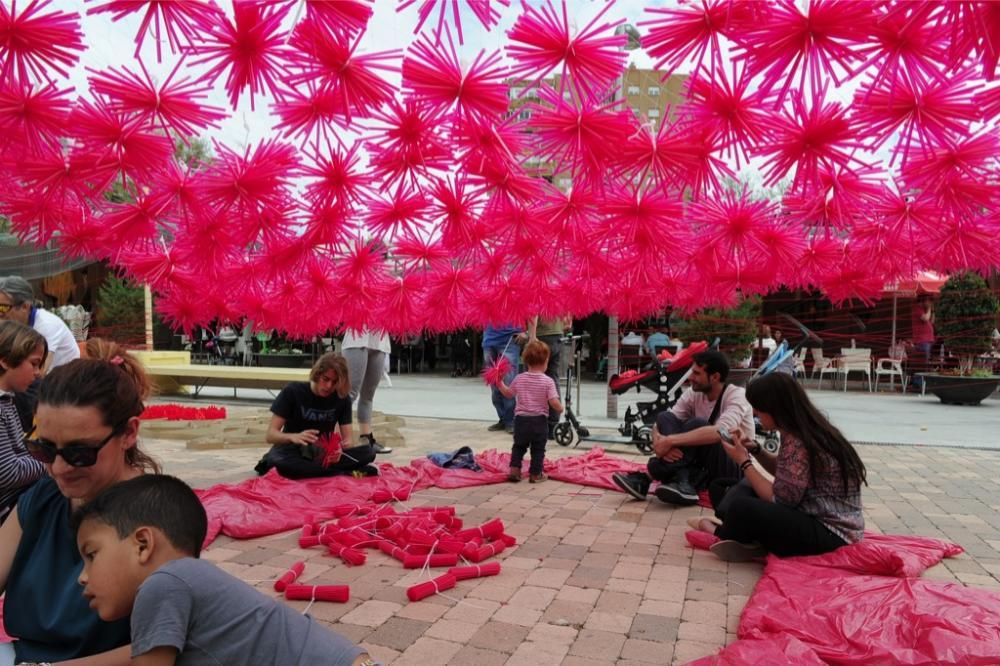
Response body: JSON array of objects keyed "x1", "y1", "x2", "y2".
[{"x1": 772, "y1": 432, "x2": 864, "y2": 544}]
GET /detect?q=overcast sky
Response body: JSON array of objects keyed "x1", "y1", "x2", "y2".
[{"x1": 64, "y1": 0, "x2": 668, "y2": 151}]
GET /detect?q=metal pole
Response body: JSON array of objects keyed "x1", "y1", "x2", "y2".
[
  {"x1": 890, "y1": 293, "x2": 898, "y2": 349},
  {"x1": 607, "y1": 316, "x2": 619, "y2": 418},
  {"x1": 144, "y1": 285, "x2": 154, "y2": 351},
  {"x1": 575, "y1": 341, "x2": 582, "y2": 414}
]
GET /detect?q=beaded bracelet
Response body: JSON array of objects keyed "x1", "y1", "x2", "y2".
[{"x1": 739, "y1": 458, "x2": 754, "y2": 473}]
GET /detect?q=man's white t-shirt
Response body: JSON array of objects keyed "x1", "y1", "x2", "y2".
[{"x1": 32, "y1": 308, "x2": 80, "y2": 369}]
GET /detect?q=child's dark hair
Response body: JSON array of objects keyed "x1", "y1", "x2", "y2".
[
  {"x1": 71, "y1": 475, "x2": 208, "y2": 557},
  {"x1": 522, "y1": 340, "x2": 551, "y2": 367}
]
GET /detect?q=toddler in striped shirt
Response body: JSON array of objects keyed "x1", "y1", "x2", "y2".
[{"x1": 498, "y1": 340, "x2": 563, "y2": 483}]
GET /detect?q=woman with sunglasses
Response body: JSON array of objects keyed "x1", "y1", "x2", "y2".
[
  {"x1": 0, "y1": 339, "x2": 159, "y2": 666},
  {"x1": 0, "y1": 321, "x2": 47, "y2": 524}
]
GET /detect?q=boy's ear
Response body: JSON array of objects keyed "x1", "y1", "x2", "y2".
[{"x1": 131, "y1": 526, "x2": 157, "y2": 565}]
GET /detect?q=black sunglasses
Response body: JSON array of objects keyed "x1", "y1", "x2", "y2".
[{"x1": 24, "y1": 427, "x2": 122, "y2": 468}]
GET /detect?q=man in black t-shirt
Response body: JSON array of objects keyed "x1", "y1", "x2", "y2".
[{"x1": 254, "y1": 353, "x2": 376, "y2": 479}]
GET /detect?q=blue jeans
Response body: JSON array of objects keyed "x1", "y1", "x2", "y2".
[
  {"x1": 912, "y1": 341, "x2": 933, "y2": 389},
  {"x1": 484, "y1": 339, "x2": 520, "y2": 427}
]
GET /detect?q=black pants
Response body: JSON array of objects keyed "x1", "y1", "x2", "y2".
[
  {"x1": 511, "y1": 414, "x2": 547, "y2": 476},
  {"x1": 716, "y1": 495, "x2": 847, "y2": 557},
  {"x1": 538, "y1": 335, "x2": 563, "y2": 430},
  {"x1": 709, "y1": 477, "x2": 756, "y2": 519},
  {"x1": 646, "y1": 413, "x2": 741, "y2": 487},
  {"x1": 256, "y1": 443, "x2": 376, "y2": 480}
]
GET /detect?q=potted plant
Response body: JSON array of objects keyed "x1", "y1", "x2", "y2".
[
  {"x1": 676, "y1": 296, "x2": 761, "y2": 384},
  {"x1": 920, "y1": 271, "x2": 1000, "y2": 405},
  {"x1": 257, "y1": 332, "x2": 309, "y2": 368}
]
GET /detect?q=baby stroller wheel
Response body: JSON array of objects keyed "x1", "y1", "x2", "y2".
[
  {"x1": 634, "y1": 425, "x2": 654, "y2": 454},
  {"x1": 553, "y1": 422, "x2": 574, "y2": 447}
]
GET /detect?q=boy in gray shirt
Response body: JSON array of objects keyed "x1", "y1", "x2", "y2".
[{"x1": 72, "y1": 475, "x2": 372, "y2": 666}]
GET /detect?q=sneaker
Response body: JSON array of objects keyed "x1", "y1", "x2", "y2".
[
  {"x1": 611, "y1": 472, "x2": 650, "y2": 500},
  {"x1": 508, "y1": 468, "x2": 522, "y2": 483},
  {"x1": 487, "y1": 421, "x2": 506, "y2": 432},
  {"x1": 505, "y1": 424, "x2": 514, "y2": 434},
  {"x1": 529, "y1": 473, "x2": 547, "y2": 483},
  {"x1": 655, "y1": 482, "x2": 699, "y2": 506},
  {"x1": 361, "y1": 433, "x2": 393, "y2": 455},
  {"x1": 709, "y1": 540, "x2": 767, "y2": 562}
]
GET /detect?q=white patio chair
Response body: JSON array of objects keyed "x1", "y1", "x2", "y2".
[
  {"x1": 812, "y1": 348, "x2": 838, "y2": 388},
  {"x1": 874, "y1": 357, "x2": 906, "y2": 392},
  {"x1": 793, "y1": 347, "x2": 807, "y2": 380},
  {"x1": 839, "y1": 348, "x2": 873, "y2": 392}
]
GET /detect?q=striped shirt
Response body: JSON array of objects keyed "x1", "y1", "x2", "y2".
[
  {"x1": 510, "y1": 371, "x2": 558, "y2": 417},
  {"x1": 0, "y1": 392, "x2": 45, "y2": 519}
]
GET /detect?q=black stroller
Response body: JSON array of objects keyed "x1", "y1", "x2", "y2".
[{"x1": 554, "y1": 339, "x2": 710, "y2": 454}]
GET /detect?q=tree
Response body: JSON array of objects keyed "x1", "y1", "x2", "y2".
[
  {"x1": 95, "y1": 276, "x2": 145, "y2": 344},
  {"x1": 676, "y1": 296, "x2": 762, "y2": 366},
  {"x1": 936, "y1": 272, "x2": 999, "y2": 374}
]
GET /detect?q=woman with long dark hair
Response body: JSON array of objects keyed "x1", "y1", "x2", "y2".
[{"x1": 693, "y1": 372, "x2": 866, "y2": 562}]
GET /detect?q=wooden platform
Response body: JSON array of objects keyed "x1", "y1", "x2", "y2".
[{"x1": 142, "y1": 362, "x2": 310, "y2": 397}]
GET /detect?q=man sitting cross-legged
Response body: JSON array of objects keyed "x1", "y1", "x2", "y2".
[{"x1": 612, "y1": 350, "x2": 755, "y2": 505}]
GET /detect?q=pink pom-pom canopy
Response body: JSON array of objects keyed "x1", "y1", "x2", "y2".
[{"x1": 0, "y1": 0, "x2": 998, "y2": 336}]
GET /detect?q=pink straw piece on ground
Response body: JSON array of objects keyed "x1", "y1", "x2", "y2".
[
  {"x1": 403, "y1": 553, "x2": 459, "y2": 569},
  {"x1": 284, "y1": 584, "x2": 350, "y2": 603},
  {"x1": 274, "y1": 562, "x2": 306, "y2": 592},
  {"x1": 448, "y1": 562, "x2": 501, "y2": 581},
  {"x1": 406, "y1": 573, "x2": 456, "y2": 602}
]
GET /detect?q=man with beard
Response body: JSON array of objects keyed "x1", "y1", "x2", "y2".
[{"x1": 611, "y1": 350, "x2": 755, "y2": 506}]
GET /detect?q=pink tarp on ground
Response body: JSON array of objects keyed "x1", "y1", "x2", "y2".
[
  {"x1": 689, "y1": 534, "x2": 1000, "y2": 665},
  {"x1": 196, "y1": 448, "x2": 644, "y2": 544}
]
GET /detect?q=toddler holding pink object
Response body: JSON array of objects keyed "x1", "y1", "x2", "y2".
[{"x1": 498, "y1": 340, "x2": 563, "y2": 483}]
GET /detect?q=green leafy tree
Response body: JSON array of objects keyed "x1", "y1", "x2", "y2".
[
  {"x1": 936, "y1": 272, "x2": 1000, "y2": 374},
  {"x1": 676, "y1": 296, "x2": 762, "y2": 366},
  {"x1": 95, "y1": 276, "x2": 145, "y2": 344}
]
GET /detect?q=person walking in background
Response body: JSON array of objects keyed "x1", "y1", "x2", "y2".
[
  {"x1": 482, "y1": 323, "x2": 524, "y2": 434},
  {"x1": 498, "y1": 340, "x2": 563, "y2": 483},
  {"x1": 911, "y1": 294, "x2": 935, "y2": 390},
  {"x1": 342, "y1": 328, "x2": 393, "y2": 454},
  {"x1": 528, "y1": 315, "x2": 572, "y2": 439},
  {"x1": 0, "y1": 276, "x2": 80, "y2": 432}
]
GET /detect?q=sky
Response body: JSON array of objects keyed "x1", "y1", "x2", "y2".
[{"x1": 64, "y1": 0, "x2": 670, "y2": 152}]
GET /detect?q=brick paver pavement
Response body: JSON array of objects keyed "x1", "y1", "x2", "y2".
[{"x1": 148, "y1": 415, "x2": 1000, "y2": 665}]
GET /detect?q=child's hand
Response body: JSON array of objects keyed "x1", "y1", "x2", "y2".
[{"x1": 289, "y1": 429, "x2": 319, "y2": 446}]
